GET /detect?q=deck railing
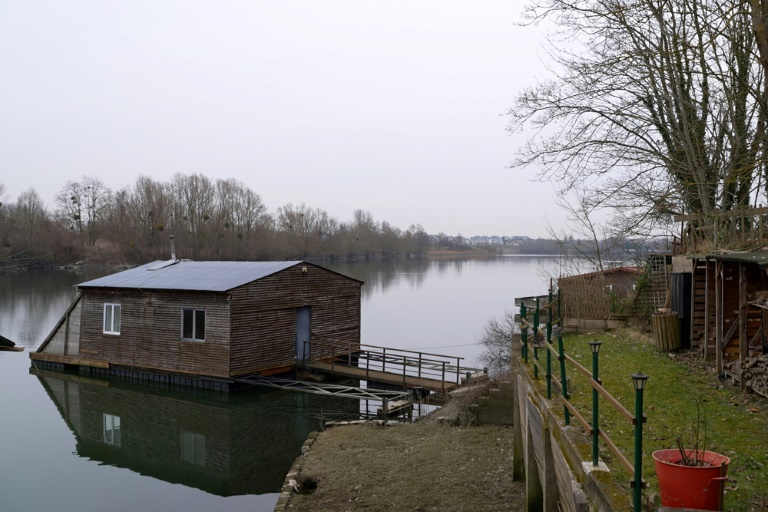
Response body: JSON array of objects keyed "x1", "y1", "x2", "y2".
[
  {"x1": 303, "y1": 339, "x2": 485, "y2": 391},
  {"x1": 518, "y1": 292, "x2": 648, "y2": 512}
]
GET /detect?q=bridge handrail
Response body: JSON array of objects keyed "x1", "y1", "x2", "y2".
[{"x1": 304, "y1": 338, "x2": 480, "y2": 386}]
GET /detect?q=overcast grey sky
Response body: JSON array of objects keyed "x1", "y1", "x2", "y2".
[{"x1": 0, "y1": 0, "x2": 564, "y2": 237}]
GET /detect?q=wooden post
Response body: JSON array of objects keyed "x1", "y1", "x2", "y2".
[
  {"x1": 704, "y1": 260, "x2": 711, "y2": 358},
  {"x1": 455, "y1": 357, "x2": 460, "y2": 384},
  {"x1": 739, "y1": 262, "x2": 747, "y2": 391},
  {"x1": 441, "y1": 362, "x2": 446, "y2": 393},
  {"x1": 715, "y1": 261, "x2": 723, "y2": 375},
  {"x1": 418, "y1": 353, "x2": 422, "y2": 379},
  {"x1": 382, "y1": 347, "x2": 386, "y2": 373}
]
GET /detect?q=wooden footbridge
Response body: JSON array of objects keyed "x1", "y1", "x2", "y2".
[
  {"x1": 236, "y1": 340, "x2": 488, "y2": 418},
  {"x1": 302, "y1": 339, "x2": 485, "y2": 393},
  {"x1": 237, "y1": 340, "x2": 488, "y2": 417}
]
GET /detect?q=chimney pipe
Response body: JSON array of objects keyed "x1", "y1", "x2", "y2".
[{"x1": 170, "y1": 235, "x2": 176, "y2": 261}]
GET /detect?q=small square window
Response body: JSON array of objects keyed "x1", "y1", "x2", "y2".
[
  {"x1": 103, "y1": 303, "x2": 121, "y2": 335},
  {"x1": 181, "y1": 308, "x2": 205, "y2": 341}
]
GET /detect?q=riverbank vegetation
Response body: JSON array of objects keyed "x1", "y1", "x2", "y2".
[{"x1": 1, "y1": 175, "x2": 656, "y2": 271}]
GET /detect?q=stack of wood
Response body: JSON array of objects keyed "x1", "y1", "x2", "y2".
[{"x1": 726, "y1": 354, "x2": 768, "y2": 398}]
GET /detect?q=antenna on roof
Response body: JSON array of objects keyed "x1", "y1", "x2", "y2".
[{"x1": 170, "y1": 235, "x2": 176, "y2": 262}]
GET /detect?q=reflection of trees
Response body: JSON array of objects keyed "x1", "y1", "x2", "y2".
[
  {"x1": 0, "y1": 271, "x2": 107, "y2": 347},
  {"x1": 329, "y1": 259, "x2": 480, "y2": 299}
]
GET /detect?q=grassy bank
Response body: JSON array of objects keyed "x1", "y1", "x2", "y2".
[{"x1": 562, "y1": 331, "x2": 768, "y2": 511}]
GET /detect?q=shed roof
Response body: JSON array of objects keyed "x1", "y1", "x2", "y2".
[
  {"x1": 77, "y1": 260, "x2": 313, "y2": 292},
  {"x1": 558, "y1": 266, "x2": 643, "y2": 282},
  {"x1": 704, "y1": 250, "x2": 768, "y2": 268}
]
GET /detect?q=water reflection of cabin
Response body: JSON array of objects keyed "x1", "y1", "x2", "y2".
[
  {"x1": 34, "y1": 368, "x2": 358, "y2": 495},
  {"x1": 31, "y1": 260, "x2": 363, "y2": 389}
]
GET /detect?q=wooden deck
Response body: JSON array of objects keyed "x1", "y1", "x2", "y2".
[{"x1": 306, "y1": 360, "x2": 459, "y2": 392}]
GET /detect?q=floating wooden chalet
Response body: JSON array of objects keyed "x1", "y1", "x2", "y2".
[{"x1": 31, "y1": 260, "x2": 363, "y2": 388}]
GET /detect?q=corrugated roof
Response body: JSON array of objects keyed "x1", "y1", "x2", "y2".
[
  {"x1": 77, "y1": 260, "x2": 304, "y2": 292},
  {"x1": 705, "y1": 250, "x2": 768, "y2": 268}
]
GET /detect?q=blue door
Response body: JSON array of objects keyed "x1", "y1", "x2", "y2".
[{"x1": 295, "y1": 306, "x2": 311, "y2": 361}]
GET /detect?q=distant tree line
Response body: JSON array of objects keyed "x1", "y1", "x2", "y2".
[{"x1": 0, "y1": 174, "x2": 431, "y2": 267}]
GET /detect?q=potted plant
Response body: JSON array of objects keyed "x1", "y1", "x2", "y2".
[{"x1": 652, "y1": 399, "x2": 730, "y2": 511}]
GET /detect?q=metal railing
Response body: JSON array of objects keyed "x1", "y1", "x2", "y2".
[
  {"x1": 302, "y1": 339, "x2": 486, "y2": 392},
  {"x1": 519, "y1": 292, "x2": 648, "y2": 512}
]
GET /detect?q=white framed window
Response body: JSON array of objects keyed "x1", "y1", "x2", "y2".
[
  {"x1": 180, "y1": 431, "x2": 206, "y2": 466},
  {"x1": 103, "y1": 303, "x2": 121, "y2": 335},
  {"x1": 181, "y1": 308, "x2": 205, "y2": 341},
  {"x1": 103, "y1": 413, "x2": 121, "y2": 446}
]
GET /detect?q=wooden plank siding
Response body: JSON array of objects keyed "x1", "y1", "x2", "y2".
[
  {"x1": 229, "y1": 264, "x2": 362, "y2": 376},
  {"x1": 79, "y1": 290, "x2": 232, "y2": 378}
]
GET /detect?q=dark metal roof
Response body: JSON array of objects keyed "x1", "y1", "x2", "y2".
[
  {"x1": 77, "y1": 260, "x2": 305, "y2": 292},
  {"x1": 704, "y1": 250, "x2": 768, "y2": 268}
]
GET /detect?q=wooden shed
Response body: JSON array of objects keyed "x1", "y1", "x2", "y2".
[
  {"x1": 31, "y1": 260, "x2": 363, "y2": 386},
  {"x1": 688, "y1": 251, "x2": 768, "y2": 375},
  {"x1": 558, "y1": 267, "x2": 642, "y2": 332}
]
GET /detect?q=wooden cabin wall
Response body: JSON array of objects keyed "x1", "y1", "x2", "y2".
[
  {"x1": 79, "y1": 289, "x2": 232, "y2": 377},
  {"x1": 229, "y1": 264, "x2": 362, "y2": 376}
]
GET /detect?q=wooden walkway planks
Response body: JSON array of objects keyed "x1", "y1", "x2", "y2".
[{"x1": 306, "y1": 360, "x2": 458, "y2": 392}]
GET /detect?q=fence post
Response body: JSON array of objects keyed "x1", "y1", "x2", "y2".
[
  {"x1": 521, "y1": 303, "x2": 528, "y2": 363},
  {"x1": 632, "y1": 373, "x2": 649, "y2": 512},
  {"x1": 456, "y1": 357, "x2": 460, "y2": 384},
  {"x1": 441, "y1": 362, "x2": 446, "y2": 393},
  {"x1": 546, "y1": 326, "x2": 554, "y2": 399},
  {"x1": 557, "y1": 331, "x2": 570, "y2": 425},
  {"x1": 589, "y1": 340, "x2": 602, "y2": 466},
  {"x1": 547, "y1": 288, "x2": 553, "y2": 343}
]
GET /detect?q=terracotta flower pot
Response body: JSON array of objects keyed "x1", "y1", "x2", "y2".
[{"x1": 652, "y1": 449, "x2": 730, "y2": 511}]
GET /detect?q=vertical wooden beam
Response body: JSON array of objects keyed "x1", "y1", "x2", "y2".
[
  {"x1": 739, "y1": 262, "x2": 747, "y2": 391},
  {"x1": 704, "y1": 260, "x2": 710, "y2": 356},
  {"x1": 512, "y1": 368, "x2": 525, "y2": 481},
  {"x1": 715, "y1": 260, "x2": 723, "y2": 375}
]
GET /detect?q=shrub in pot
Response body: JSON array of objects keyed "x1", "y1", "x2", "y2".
[{"x1": 652, "y1": 399, "x2": 729, "y2": 511}]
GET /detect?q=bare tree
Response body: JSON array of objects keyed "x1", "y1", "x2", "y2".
[
  {"x1": 13, "y1": 188, "x2": 49, "y2": 248},
  {"x1": 477, "y1": 312, "x2": 518, "y2": 377},
  {"x1": 509, "y1": 0, "x2": 767, "y2": 249},
  {"x1": 55, "y1": 176, "x2": 112, "y2": 246},
  {"x1": 214, "y1": 178, "x2": 271, "y2": 258},
  {"x1": 169, "y1": 173, "x2": 215, "y2": 258}
]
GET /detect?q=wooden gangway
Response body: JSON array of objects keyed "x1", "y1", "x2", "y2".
[{"x1": 303, "y1": 340, "x2": 487, "y2": 393}]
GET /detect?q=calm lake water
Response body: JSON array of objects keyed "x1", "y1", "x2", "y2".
[{"x1": 0, "y1": 256, "x2": 554, "y2": 512}]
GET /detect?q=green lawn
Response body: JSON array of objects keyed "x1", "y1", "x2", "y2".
[{"x1": 543, "y1": 331, "x2": 768, "y2": 511}]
